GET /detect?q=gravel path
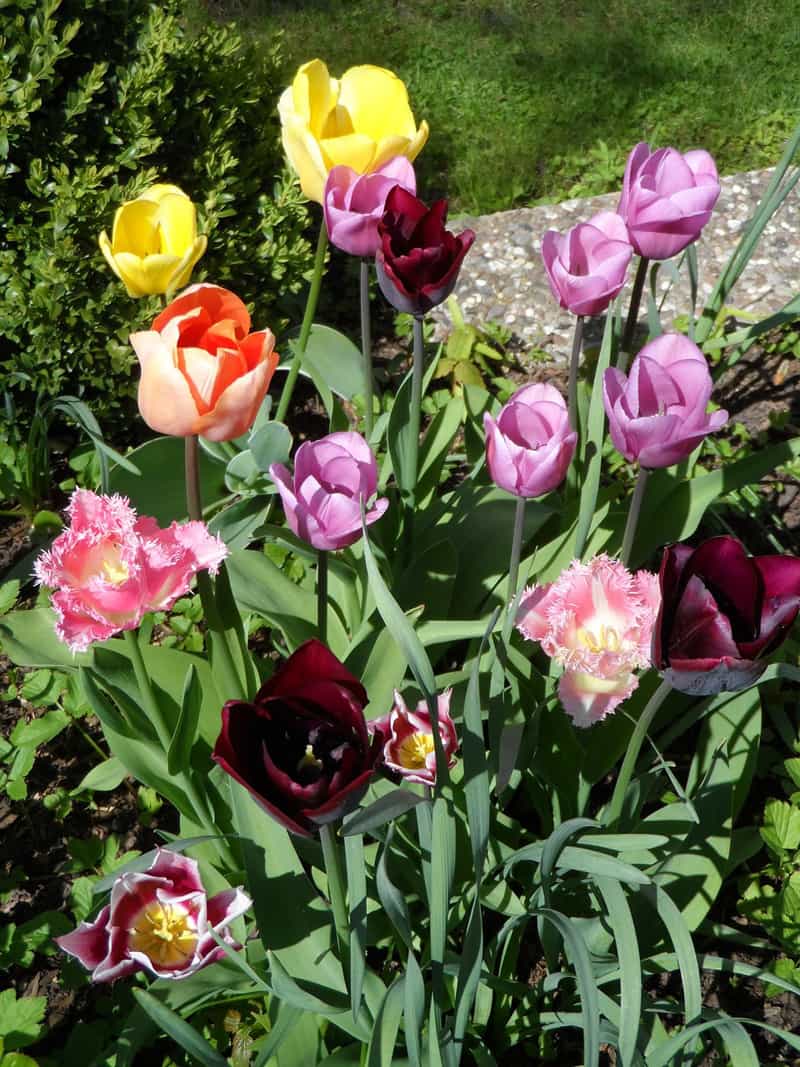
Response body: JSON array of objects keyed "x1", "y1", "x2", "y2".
[{"x1": 437, "y1": 168, "x2": 800, "y2": 358}]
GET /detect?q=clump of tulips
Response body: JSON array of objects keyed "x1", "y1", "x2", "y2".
[{"x1": 5, "y1": 52, "x2": 800, "y2": 1067}]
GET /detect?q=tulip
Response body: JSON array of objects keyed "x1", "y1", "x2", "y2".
[
  {"x1": 99, "y1": 183, "x2": 207, "y2": 298},
  {"x1": 517, "y1": 555, "x2": 660, "y2": 727},
  {"x1": 371, "y1": 690, "x2": 458, "y2": 786},
  {"x1": 375, "y1": 186, "x2": 475, "y2": 316},
  {"x1": 33, "y1": 489, "x2": 227, "y2": 653},
  {"x1": 541, "y1": 211, "x2": 633, "y2": 317},
  {"x1": 324, "y1": 156, "x2": 416, "y2": 258},
  {"x1": 129, "y1": 283, "x2": 278, "y2": 442},
  {"x1": 483, "y1": 383, "x2": 577, "y2": 499},
  {"x1": 278, "y1": 59, "x2": 429, "y2": 204},
  {"x1": 56, "y1": 849, "x2": 251, "y2": 982},
  {"x1": 618, "y1": 143, "x2": 720, "y2": 261},
  {"x1": 603, "y1": 333, "x2": 728, "y2": 469},
  {"x1": 654, "y1": 536, "x2": 800, "y2": 695},
  {"x1": 270, "y1": 431, "x2": 388, "y2": 552},
  {"x1": 212, "y1": 640, "x2": 383, "y2": 837}
]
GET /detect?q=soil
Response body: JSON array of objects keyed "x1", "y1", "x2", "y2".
[{"x1": 2, "y1": 327, "x2": 800, "y2": 1064}]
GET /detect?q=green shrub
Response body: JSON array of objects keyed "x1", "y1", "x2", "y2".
[{"x1": 0, "y1": 0, "x2": 312, "y2": 443}]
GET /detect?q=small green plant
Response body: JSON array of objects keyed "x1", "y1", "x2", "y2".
[{"x1": 435, "y1": 298, "x2": 518, "y2": 396}]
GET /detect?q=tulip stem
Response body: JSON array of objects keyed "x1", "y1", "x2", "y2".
[
  {"x1": 620, "y1": 467, "x2": 649, "y2": 567},
  {"x1": 276, "y1": 221, "x2": 329, "y2": 425},
  {"x1": 185, "y1": 436, "x2": 247, "y2": 702},
  {"x1": 502, "y1": 497, "x2": 527, "y2": 645},
  {"x1": 407, "y1": 315, "x2": 425, "y2": 500},
  {"x1": 360, "y1": 259, "x2": 374, "y2": 439},
  {"x1": 605, "y1": 678, "x2": 672, "y2": 829},
  {"x1": 618, "y1": 255, "x2": 649, "y2": 372},
  {"x1": 320, "y1": 823, "x2": 350, "y2": 972},
  {"x1": 568, "y1": 315, "x2": 584, "y2": 433},
  {"x1": 317, "y1": 549, "x2": 328, "y2": 646}
]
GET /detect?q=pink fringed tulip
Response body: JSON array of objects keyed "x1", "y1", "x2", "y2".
[
  {"x1": 541, "y1": 211, "x2": 633, "y2": 316},
  {"x1": 618, "y1": 143, "x2": 720, "y2": 260},
  {"x1": 483, "y1": 383, "x2": 577, "y2": 498},
  {"x1": 34, "y1": 489, "x2": 227, "y2": 652},
  {"x1": 324, "y1": 157, "x2": 416, "y2": 257},
  {"x1": 270, "y1": 432, "x2": 388, "y2": 552},
  {"x1": 603, "y1": 333, "x2": 728, "y2": 469},
  {"x1": 56, "y1": 849, "x2": 251, "y2": 982},
  {"x1": 371, "y1": 689, "x2": 458, "y2": 786},
  {"x1": 517, "y1": 555, "x2": 660, "y2": 727},
  {"x1": 130, "y1": 284, "x2": 279, "y2": 442},
  {"x1": 654, "y1": 536, "x2": 800, "y2": 695}
]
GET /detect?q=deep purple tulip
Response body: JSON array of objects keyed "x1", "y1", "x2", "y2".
[
  {"x1": 324, "y1": 157, "x2": 416, "y2": 258},
  {"x1": 270, "y1": 431, "x2": 388, "y2": 552},
  {"x1": 213, "y1": 640, "x2": 384, "y2": 837},
  {"x1": 483, "y1": 383, "x2": 577, "y2": 498},
  {"x1": 654, "y1": 536, "x2": 800, "y2": 694},
  {"x1": 375, "y1": 185, "x2": 475, "y2": 316},
  {"x1": 603, "y1": 333, "x2": 728, "y2": 469},
  {"x1": 618, "y1": 142, "x2": 720, "y2": 260},
  {"x1": 541, "y1": 210, "x2": 633, "y2": 316}
]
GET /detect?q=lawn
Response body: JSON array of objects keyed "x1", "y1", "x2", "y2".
[{"x1": 195, "y1": 0, "x2": 800, "y2": 214}]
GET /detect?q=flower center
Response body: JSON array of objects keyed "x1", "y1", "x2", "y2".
[
  {"x1": 101, "y1": 552, "x2": 129, "y2": 585},
  {"x1": 128, "y1": 902, "x2": 198, "y2": 968},
  {"x1": 577, "y1": 623, "x2": 621, "y2": 654},
  {"x1": 397, "y1": 731, "x2": 435, "y2": 770},
  {"x1": 296, "y1": 743, "x2": 324, "y2": 776}
]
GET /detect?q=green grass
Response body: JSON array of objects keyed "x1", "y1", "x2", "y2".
[{"x1": 195, "y1": 0, "x2": 800, "y2": 214}]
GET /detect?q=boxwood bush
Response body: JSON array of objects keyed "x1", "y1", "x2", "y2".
[{"x1": 0, "y1": 0, "x2": 312, "y2": 442}]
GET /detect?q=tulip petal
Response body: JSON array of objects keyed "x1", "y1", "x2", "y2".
[{"x1": 338, "y1": 65, "x2": 418, "y2": 142}]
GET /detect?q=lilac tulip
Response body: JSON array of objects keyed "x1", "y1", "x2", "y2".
[
  {"x1": 483, "y1": 383, "x2": 577, "y2": 498},
  {"x1": 270, "y1": 431, "x2": 388, "y2": 551},
  {"x1": 618, "y1": 143, "x2": 720, "y2": 260},
  {"x1": 324, "y1": 157, "x2": 417, "y2": 258},
  {"x1": 541, "y1": 211, "x2": 632, "y2": 316},
  {"x1": 603, "y1": 333, "x2": 728, "y2": 469}
]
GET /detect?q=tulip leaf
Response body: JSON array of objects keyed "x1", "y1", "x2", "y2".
[
  {"x1": 342, "y1": 789, "x2": 426, "y2": 836},
  {"x1": 462, "y1": 609, "x2": 499, "y2": 877},
  {"x1": 70, "y1": 755, "x2": 127, "y2": 796},
  {"x1": 208, "y1": 496, "x2": 271, "y2": 551},
  {"x1": 132, "y1": 989, "x2": 228, "y2": 1067},
  {"x1": 0, "y1": 608, "x2": 91, "y2": 671},
  {"x1": 344, "y1": 833, "x2": 367, "y2": 1022},
  {"x1": 167, "y1": 663, "x2": 202, "y2": 775},
  {"x1": 298, "y1": 324, "x2": 366, "y2": 402},
  {"x1": 109, "y1": 436, "x2": 227, "y2": 525},
  {"x1": 386, "y1": 354, "x2": 441, "y2": 496},
  {"x1": 249, "y1": 420, "x2": 292, "y2": 472},
  {"x1": 396, "y1": 538, "x2": 457, "y2": 621},
  {"x1": 366, "y1": 976, "x2": 405, "y2": 1067},
  {"x1": 594, "y1": 877, "x2": 642, "y2": 1067},
  {"x1": 416, "y1": 393, "x2": 465, "y2": 508},
  {"x1": 453, "y1": 896, "x2": 484, "y2": 1055},
  {"x1": 375, "y1": 825, "x2": 413, "y2": 950}
]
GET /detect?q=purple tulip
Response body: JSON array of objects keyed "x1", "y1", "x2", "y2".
[
  {"x1": 654, "y1": 536, "x2": 800, "y2": 694},
  {"x1": 323, "y1": 157, "x2": 417, "y2": 258},
  {"x1": 375, "y1": 186, "x2": 475, "y2": 316},
  {"x1": 483, "y1": 383, "x2": 577, "y2": 498},
  {"x1": 270, "y1": 431, "x2": 388, "y2": 552},
  {"x1": 541, "y1": 211, "x2": 633, "y2": 316},
  {"x1": 603, "y1": 333, "x2": 728, "y2": 469},
  {"x1": 618, "y1": 142, "x2": 720, "y2": 260}
]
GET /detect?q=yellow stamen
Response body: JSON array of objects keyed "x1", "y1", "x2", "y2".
[
  {"x1": 577, "y1": 624, "x2": 621, "y2": 654},
  {"x1": 129, "y1": 902, "x2": 197, "y2": 968},
  {"x1": 102, "y1": 556, "x2": 129, "y2": 585},
  {"x1": 296, "y1": 743, "x2": 323, "y2": 774},
  {"x1": 397, "y1": 731, "x2": 435, "y2": 770}
]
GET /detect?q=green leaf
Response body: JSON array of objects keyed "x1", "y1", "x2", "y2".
[
  {"x1": 416, "y1": 394, "x2": 464, "y2": 507},
  {"x1": 0, "y1": 608, "x2": 91, "y2": 670},
  {"x1": 640, "y1": 884, "x2": 702, "y2": 1028},
  {"x1": 430, "y1": 795, "x2": 456, "y2": 1000},
  {"x1": 344, "y1": 833, "x2": 367, "y2": 1022},
  {"x1": 367, "y1": 977, "x2": 405, "y2": 1067},
  {"x1": 249, "y1": 420, "x2": 292, "y2": 472},
  {"x1": 453, "y1": 897, "x2": 484, "y2": 1053},
  {"x1": 375, "y1": 825, "x2": 413, "y2": 949},
  {"x1": 300, "y1": 324, "x2": 366, "y2": 401},
  {"x1": 10, "y1": 708, "x2": 69, "y2": 748},
  {"x1": 208, "y1": 496, "x2": 270, "y2": 551},
  {"x1": 0, "y1": 580, "x2": 20, "y2": 616},
  {"x1": 462, "y1": 610, "x2": 499, "y2": 876},
  {"x1": 342, "y1": 789, "x2": 426, "y2": 836},
  {"x1": 109, "y1": 436, "x2": 227, "y2": 525},
  {"x1": 0, "y1": 990, "x2": 46, "y2": 1052},
  {"x1": 403, "y1": 947, "x2": 425, "y2": 1067},
  {"x1": 70, "y1": 756, "x2": 127, "y2": 795},
  {"x1": 594, "y1": 878, "x2": 642, "y2": 1067},
  {"x1": 132, "y1": 989, "x2": 228, "y2": 1067},
  {"x1": 167, "y1": 664, "x2": 202, "y2": 776},
  {"x1": 760, "y1": 799, "x2": 800, "y2": 854}
]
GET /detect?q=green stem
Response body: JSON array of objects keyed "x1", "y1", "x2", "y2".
[
  {"x1": 317, "y1": 549, "x2": 328, "y2": 646},
  {"x1": 605, "y1": 678, "x2": 672, "y2": 828},
  {"x1": 620, "y1": 467, "x2": 649, "y2": 567},
  {"x1": 502, "y1": 497, "x2": 526, "y2": 644},
  {"x1": 568, "y1": 315, "x2": 584, "y2": 433},
  {"x1": 407, "y1": 316, "x2": 425, "y2": 501},
  {"x1": 360, "y1": 258, "x2": 374, "y2": 439},
  {"x1": 320, "y1": 823, "x2": 350, "y2": 969},
  {"x1": 276, "y1": 221, "x2": 329, "y2": 424},
  {"x1": 617, "y1": 255, "x2": 649, "y2": 372}
]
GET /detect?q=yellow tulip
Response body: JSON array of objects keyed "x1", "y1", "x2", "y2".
[
  {"x1": 278, "y1": 59, "x2": 429, "y2": 204},
  {"x1": 98, "y1": 184, "x2": 207, "y2": 298}
]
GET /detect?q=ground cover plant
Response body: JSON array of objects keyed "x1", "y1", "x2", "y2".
[
  {"x1": 2, "y1": 43, "x2": 800, "y2": 1067},
  {"x1": 192, "y1": 0, "x2": 800, "y2": 213}
]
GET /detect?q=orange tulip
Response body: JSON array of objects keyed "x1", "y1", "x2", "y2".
[{"x1": 130, "y1": 284, "x2": 278, "y2": 442}]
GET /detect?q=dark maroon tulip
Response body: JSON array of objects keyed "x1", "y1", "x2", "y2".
[
  {"x1": 375, "y1": 185, "x2": 475, "y2": 316},
  {"x1": 212, "y1": 639, "x2": 383, "y2": 837},
  {"x1": 654, "y1": 536, "x2": 800, "y2": 694}
]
